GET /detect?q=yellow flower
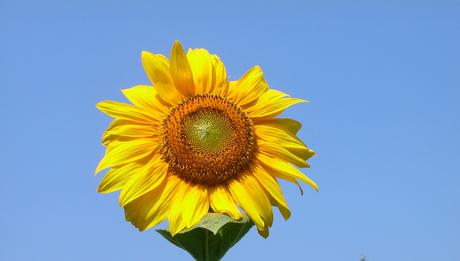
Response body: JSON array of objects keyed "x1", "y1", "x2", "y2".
[{"x1": 95, "y1": 41, "x2": 318, "y2": 237}]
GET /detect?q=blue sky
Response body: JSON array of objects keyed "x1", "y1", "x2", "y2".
[{"x1": 2, "y1": 0, "x2": 459, "y2": 260}]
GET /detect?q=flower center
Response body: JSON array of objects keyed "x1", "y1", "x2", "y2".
[{"x1": 161, "y1": 94, "x2": 255, "y2": 186}]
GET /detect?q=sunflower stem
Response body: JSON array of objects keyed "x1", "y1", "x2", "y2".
[
  {"x1": 204, "y1": 229, "x2": 210, "y2": 261},
  {"x1": 157, "y1": 213, "x2": 254, "y2": 261}
]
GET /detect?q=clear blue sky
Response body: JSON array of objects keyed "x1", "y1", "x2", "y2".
[{"x1": 2, "y1": 0, "x2": 459, "y2": 260}]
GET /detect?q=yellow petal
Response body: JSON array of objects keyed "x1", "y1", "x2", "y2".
[
  {"x1": 119, "y1": 155, "x2": 168, "y2": 206},
  {"x1": 141, "y1": 51, "x2": 182, "y2": 105},
  {"x1": 209, "y1": 186, "x2": 243, "y2": 220},
  {"x1": 246, "y1": 89, "x2": 306, "y2": 120},
  {"x1": 144, "y1": 175, "x2": 182, "y2": 230},
  {"x1": 264, "y1": 118, "x2": 302, "y2": 135},
  {"x1": 288, "y1": 147, "x2": 315, "y2": 162},
  {"x1": 124, "y1": 175, "x2": 180, "y2": 231},
  {"x1": 141, "y1": 51, "x2": 173, "y2": 86},
  {"x1": 170, "y1": 41, "x2": 195, "y2": 97},
  {"x1": 168, "y1": 180, "x2": 190, "y2": 235},
  {"x1": 122, "y1": 85, "x2": 169, "y2": 115},
  {"x1": 258, "y1": 225, "x2": 270, "y2": 238},
  {"x1": 124, "y1": 182, "x2": 165, "y2": 231},
  {"x1": 259, "y1": 140, "x2": 310, "y2": 168},
  {"x1": 106, "y1": 124, "x2": 156, "y2": 138},
  {"x1": 95, "y1": 138, "x2": 157, "y2": 173},
  {"x1": 96, "y1": 101, "x2": 157, "y2": 123},
  {"x1": 252, "y1": 164, "x2": 291, "y2": 220},
  {"x1": 228, "y1": 172, "x2": 273, "y2": 237},
  {"x1": 257, "y1": 153, "x2": 319, "y2": 192},
  {"x1": 228, "y1": 66, "x2": 268, "y2": 107},
  {"x1": 97, "y1": 163, "x2": 139, "y2": 193},
  {"x1": 255, "y1": 118, "x2": 314, "y2": 161},
  {"x1": 102, "y1": 120, "x2": 157, "y2": 145},
  {"x1": 226, "y1": 81, "x2": 237, "y2": 100},
  {"x1": 102, "y1": 120, "x2": 128, "y2": 146},
  {"x1": 255, "y1": 123, "x2": 307, "y2": 151},
  {"x1": 186, "y1": 51, "x2": 229, "y2": 96},
  {"x1": 187, "y1": 48, "x2": 214, "y2": 94},
  {"x1": 181, "y1": 184, "x2": 209, "y2": 228},
  {"x1": 212, "y1": 55, "x2": 229, "y2": 96}
]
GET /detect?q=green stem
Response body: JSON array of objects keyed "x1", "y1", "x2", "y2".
[{"x1": 204, "y1": 230, "x2": 209, "y2": 261}]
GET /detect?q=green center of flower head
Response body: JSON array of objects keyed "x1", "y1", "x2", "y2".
[
  {"x1": 161, "y1": 94, "x2": 255, "y2": 186},
  {"x1": 183, "y1": 108, "x2": 234, "y2": 154}
]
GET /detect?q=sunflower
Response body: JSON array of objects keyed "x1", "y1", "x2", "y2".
[{"x1": 95, "y1": 41, "x2": 318, "y2": 237}]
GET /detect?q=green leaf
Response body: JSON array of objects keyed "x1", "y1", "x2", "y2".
[{"x1": 157, "y1": 213, "x2": 254, "y2": 261}]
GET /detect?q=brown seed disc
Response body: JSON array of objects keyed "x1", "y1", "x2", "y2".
[{"x1": 161, "y1": 94, "x2": 255, "y2": 186}]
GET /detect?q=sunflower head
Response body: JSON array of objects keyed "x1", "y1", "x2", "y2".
[{"x1": 96, "y1": 40, "x2": 317, "y2": 237}]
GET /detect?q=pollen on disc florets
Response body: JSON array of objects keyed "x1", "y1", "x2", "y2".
[{"x1": 161, "y1": 94, "x2": 255, "y2": 186}]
